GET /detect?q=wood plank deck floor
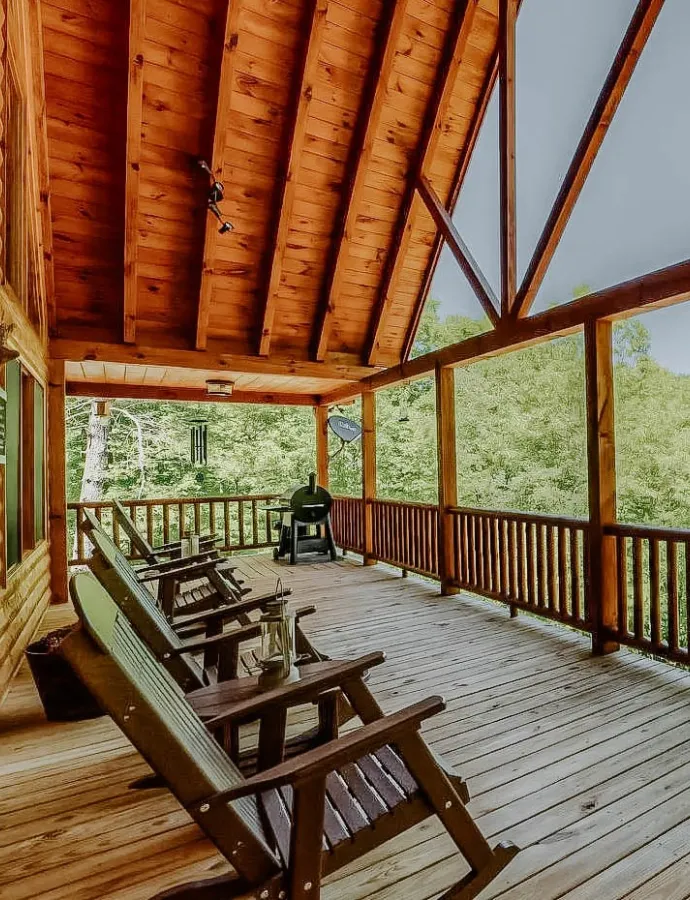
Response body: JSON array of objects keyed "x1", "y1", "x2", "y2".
[{"x1": 3, "y1": 555, "x2": 690, "y2": 899}]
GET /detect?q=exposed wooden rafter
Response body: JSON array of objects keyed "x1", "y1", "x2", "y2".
[
  {"x1": 258, "y1": 0, "x2": 329, "y2": 357},
  {"x1": 123, "y1": 0, "x2": 146, "y2": 345},
  {"x1": 498, "y1": 0, "x2": 517, "y2": 317},
  {"x1": 66, "y1": 383, "x2": 318, "y2": 406},
  {"x1": 311, "y1": 0, "x2": 408, "y2": 362},
  {"x1": 322, "y1": 257, "x2": 690, "y2": 403},
  {"x1": 513, "y1": 0, "x2": 665, "y2": 319},
  {"x1": 195, "y1": 0, "x2": 243, "y2": 351},
  {"x1": 50, "y1": 338, "x2": 378, "y2": 382},
  {"x1": 365, "y1": 0, "x2": 481, "y2": 366},
  {"x1": 417, "y1": 176, "x2": 499, "y2": 328}
]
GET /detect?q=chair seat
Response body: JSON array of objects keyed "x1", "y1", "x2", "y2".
[{"x1": 260, "y1": 744, "x2": 419, "y2": 865}]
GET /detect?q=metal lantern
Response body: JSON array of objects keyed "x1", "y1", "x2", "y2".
[{"x1": 258, "y1": 587, "x2": 298, "y2": 688}]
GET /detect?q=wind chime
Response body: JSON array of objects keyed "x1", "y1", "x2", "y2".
[{"x1": 190, "y1": 420, "x2": 208, "y2": 467}]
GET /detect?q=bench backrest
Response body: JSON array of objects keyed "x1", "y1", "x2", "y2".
[
  {"x1": 64, "y1": 572, "x2": 280, "y2": 884},
  {"x1": 81, "y1": 509, "x2": 205, "y2": 692}
]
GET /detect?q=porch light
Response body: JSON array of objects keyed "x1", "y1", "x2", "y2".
[{"x1": 205, "y1": 379, "x2": 235, "y2": 396}]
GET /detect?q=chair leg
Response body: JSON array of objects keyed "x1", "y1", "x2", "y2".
[
  {"x1": 289, "y1": 777, "x2": 326, "y2": 900},
  {"x1": 395, "y1": 732, "x2": 501, "y2": 875},
  {"x1": 436, "y1": 843, "x2": 519, "y2": 900}
]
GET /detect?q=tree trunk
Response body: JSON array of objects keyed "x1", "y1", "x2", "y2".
[{"x1": 74, "y1": 400, "x2": 111, "y2": 558}]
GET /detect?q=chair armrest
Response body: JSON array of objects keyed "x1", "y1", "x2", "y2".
[
  {"x1": 138, "y1": 556, "x2": 230, "y2": 583},
  {"x1": 203, "y1": 651, "x2": 385, "y2": 728},
  {"x1": 136, "y1": 551, "x2": 227, "y2": 576},
  {"x1": 195, "y1": 696, "x2": 445, "y2": 809},
  {"x1": 170, "y1": 589, "x2": 294, "y2": 631},
  {"x1": 169, "y1": 622, "x2": 262, "y2": 656},
  {"x1": 155, "y1": 535, "x2": 219, "y2": 554},
  {"x1": 294, "y1": 605, "x2": 316, "y2": 620}
]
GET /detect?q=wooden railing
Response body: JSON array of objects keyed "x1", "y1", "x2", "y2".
[
  {"x1": 330, "y1": 495, "x2": 365, "y2": 554},
  {"x1": 448, "y1": 508, "x2": 590, "y2": 629},
  {"x1": 606, "y1": 523, "x2": 690, "y2": 664},
  {"x1": 371, "y1": 499, "x2": 439, "y2": 579},
  {"x1": 68, "y1": 495, "x2": 279, "y2": 565}
]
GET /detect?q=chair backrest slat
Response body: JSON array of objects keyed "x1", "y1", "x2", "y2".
[{"x1": 65, "y1": 573, "x2": 280, "y2": 884}]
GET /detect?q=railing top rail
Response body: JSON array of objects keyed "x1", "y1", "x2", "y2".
[
  {"x1": 371, "y1": 498, "x2": 440, "y2": 512},
  {"x1": 68, "y1": 494, "x2": 280, "y2": 509},
  {"x1": 448, "y1": 506, "x2": 588, "y2": 529},
  {"x1": 605, "y1": 522, "x2": 690, "y2": 542}
]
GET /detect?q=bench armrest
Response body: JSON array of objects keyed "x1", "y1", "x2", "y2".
[
  {"x1": 195, "y1": 696, "x2": 445, "y2": 808},
  {"x1": 170, "y1": 588, "x2": 295, "y2": 631}
]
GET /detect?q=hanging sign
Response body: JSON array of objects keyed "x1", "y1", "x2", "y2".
[{"x1": 328, "y1": 415, "x2": 362, "y2": 443}]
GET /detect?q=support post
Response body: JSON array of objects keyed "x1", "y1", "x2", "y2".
[
  {"x1": 585, "y1": 320, "x2": 619, "y2": 654},
  {"x1": 315, "y1": 405, "x2": 329, "y2": 489},
  {"x1": 436, "y1": 363, "x2": 459, "y2": 595},
  {"x1": 48, "y1": 359, "x2": 68, "y2": 604},
  {"x1": 361, "y1": 389, "x2": 376, "y2": 566}
]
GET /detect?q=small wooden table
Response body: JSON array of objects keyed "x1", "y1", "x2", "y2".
[{"x1": 187, "y1": 660, "x2": 344, "y2": 770}]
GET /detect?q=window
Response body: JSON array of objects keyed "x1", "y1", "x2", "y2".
[
  {"x1": 5, "y1": 360, "x2": 21, "y2": 569},
  {"x1": 4, "y1": 360, "x2": 46, "y2": 572}
]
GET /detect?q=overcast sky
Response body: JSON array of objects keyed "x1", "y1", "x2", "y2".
[{"x1": 430, "y1": 0, "x2": 690, "y2": 373}]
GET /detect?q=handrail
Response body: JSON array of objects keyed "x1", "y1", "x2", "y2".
[{"x1": 67, "y1": 494, "x2": 280, "y2": 566}]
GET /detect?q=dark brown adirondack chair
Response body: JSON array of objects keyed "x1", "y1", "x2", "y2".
[
  {"x1": 112, "y1": 498, "x2": 219, "y2": 563},
  {"x1": 81, "y1": 515, "x2": 325, "y2": 681},
  {"x1": 81, "y1": 508, "x2": 258, "y2": 622},
  {"x1": 110, "y1": 500, "x2": 254, "y2": 614},
  {"x1": 64, "y1": 571, "x2": 518, "y2": 900}
]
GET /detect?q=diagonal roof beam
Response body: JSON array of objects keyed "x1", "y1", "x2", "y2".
[
  {"x1": 498, "y1": 0, "x2": 517, "y2": 317},
  {"x1": 195, "y1": 0, "x2": 243, "y2": 350},
  {"x1": 401, "y1": 49, "x2": 500, "y2": 361},
  {"x1": 513, "y1": 0, "x2": 665, "y2": 320},
  {"x1": 258, "y1": 0, "x2": 329, "y2": 357},
  {"x1": 312, "y1": 0, "x2": 409, "y2": 362},
  {"x1": 365, "y1": 0, "x2": 480, "y2": 366},
  {"x1": 417, "y1": 176, "x2": 499, "y2": 327},
  {"x1": 123, "y1": 0, "x2": 147, "y2": 344}
]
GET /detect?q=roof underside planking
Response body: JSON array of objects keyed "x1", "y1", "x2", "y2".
[{"x1": 42, "y1": 0, "x2": 501, "y2": 403}]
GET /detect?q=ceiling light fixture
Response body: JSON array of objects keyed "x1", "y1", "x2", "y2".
[
  {"x1": 205, "y1": 379, "x2": 235, "y2": 397},
  {"x1": 198, "y1": 159, "x2": 234, "y2": 235}
]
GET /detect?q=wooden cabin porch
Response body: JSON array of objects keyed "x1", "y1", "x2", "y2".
[{"x1": 4, "y1": 553, "x2": 690, "y2": 900}]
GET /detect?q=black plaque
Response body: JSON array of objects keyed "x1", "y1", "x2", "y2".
[{"x1": 328, "y1": 414, "x2": 362, "y2": 442}]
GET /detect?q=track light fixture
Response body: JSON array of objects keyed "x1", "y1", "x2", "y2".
[{"x1": 198, "y1": 159, "x2": 234, "y2": 235}]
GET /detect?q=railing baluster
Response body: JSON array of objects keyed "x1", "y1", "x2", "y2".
[
  {"x1": 517, "y1": 520, "x2": 526, "y2": 603},
  {"x1": 178, "y1": 502, "x2": 185, "y2": 540},
  {"x1": 570, "y1": 528, "x2": 581, "y2": 623},
  {"x1": 667, "y1": 540, "x2": 679, "y2": 653},
  {"x1": 162, "y1": 503, "x2": 170, "y2": 545},
  {"x1": 557, "y1": 526, "x2": 567, "y2": 616},
  {"x1": 526, "y1": 522, "x2": 536, "y2": 606},
  {"x1": 649, "y1": 538, "x2": 661, "y2": 646},
  {"x1": 616, "y1": 535, "x2": 628, "y2": 637},
  {"x1": 547, "y1": 525, "x2": 557, "y2": 612},
  {"x1": 536, "y1": 523, "x2": 546, "y2": 609},
  {"x1": 686, "y1": 541, "x2": 690, "y2": 652},
  {"x1": 238, "y1": 501, "x2": 245, "y2": 548},
  {"x1": 146, "y1": 504, "x2": 154, "y2": 547},
  {"x1": 632, "y1": 537, "x2": 644, "y2": 641},
  {"x1": 252, "y1": 500, "x2": 259, "y2": 546}
]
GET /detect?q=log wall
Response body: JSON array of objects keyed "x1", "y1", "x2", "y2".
[{"x1": 0, "y1": 0, "x2": 52, "y2": 701}]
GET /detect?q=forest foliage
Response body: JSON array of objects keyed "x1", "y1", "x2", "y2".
[{"x1": 66, "y1": 299, "x2": 690, "y2": 528}]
